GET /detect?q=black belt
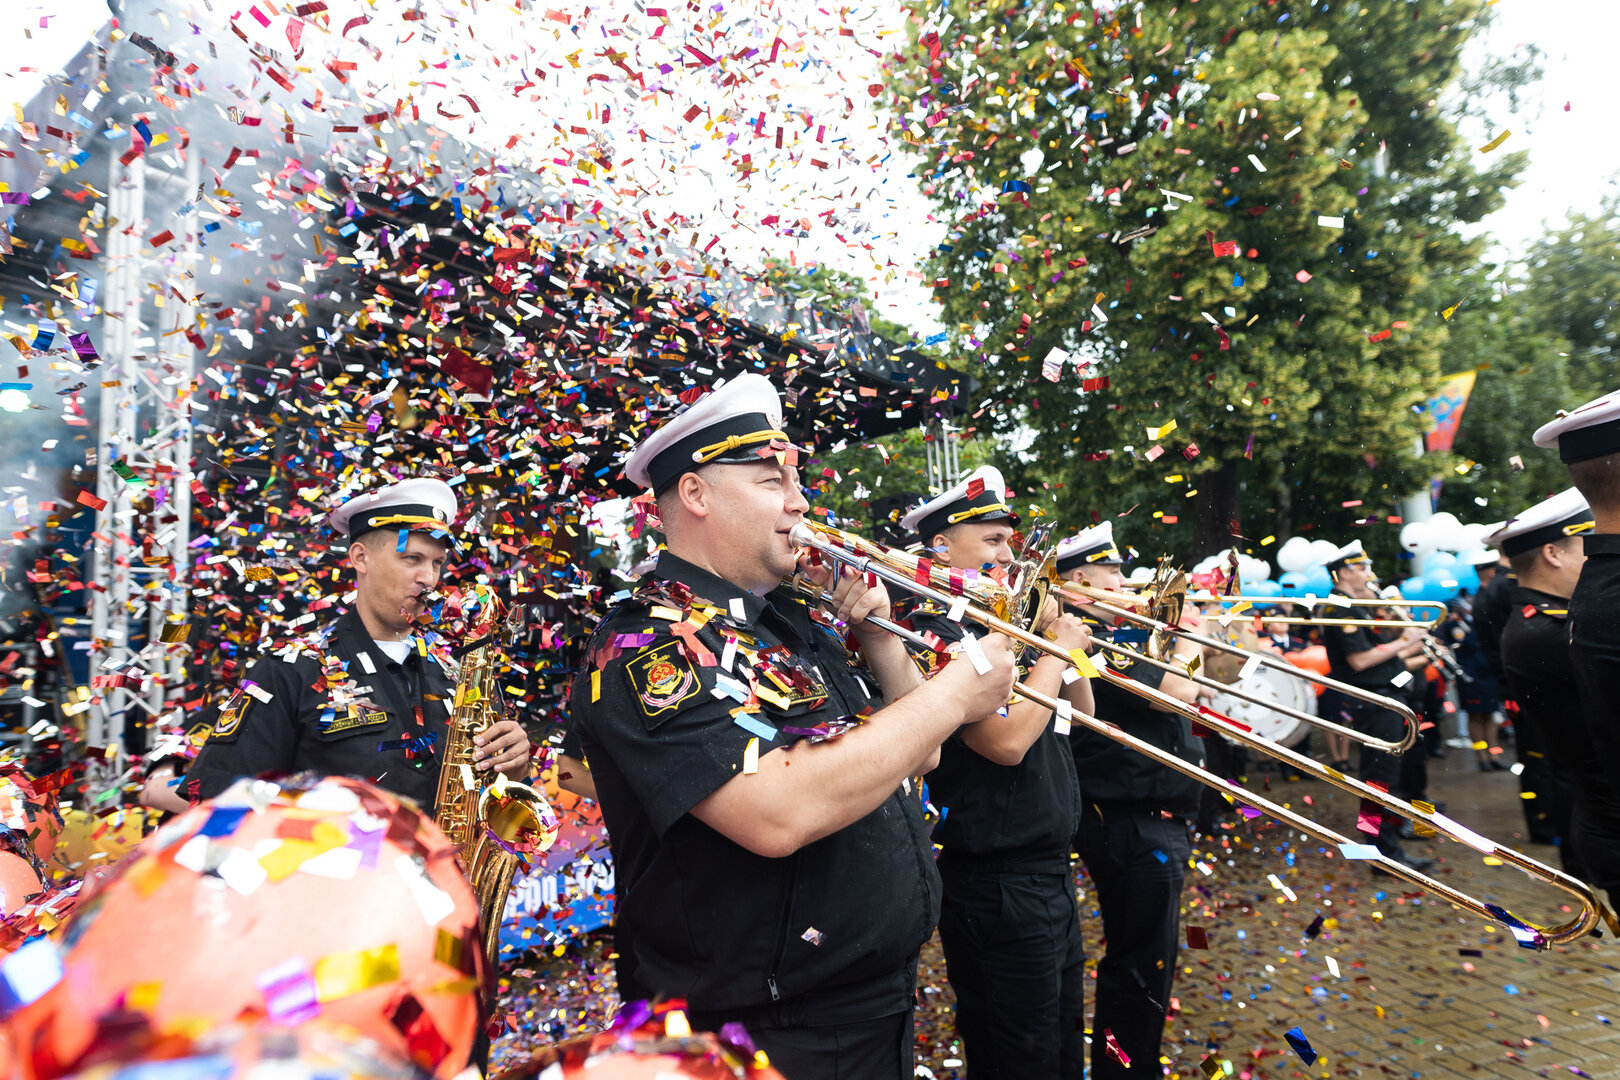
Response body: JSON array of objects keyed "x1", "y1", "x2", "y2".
[{"x1": 936, "y1": 847, "x2": 1071, "y2": 875}]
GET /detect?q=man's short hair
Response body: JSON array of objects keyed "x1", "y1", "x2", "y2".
[
  {"x1": 1567, "y1": 452, "x2": 1620, "y2": 511},
  {"x1": 1507, "y1": 534, "x2": 1580, "y2": 577},
  {"x1": 654, "y1": 462, "x2": 718, "y2": 525}
]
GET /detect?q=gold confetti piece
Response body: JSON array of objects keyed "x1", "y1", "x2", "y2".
[
  {"x1": 1146, "y1": 419, "x2": 1178, "y2": 440},
  {"x1": 1479, "y1": 129, "x2": 1511, "y2": 153},
  {"x1": 1068, "y1": 648, "x2": 1100, "y2": 679},
  {"x1": 742, "y1": 736, "x2": 760, "y2": 775},
  {"x1": 314, "y1": 944, "x2": 400, "y2": 1002},
  {"x1": 1441, "y1": 302, "x2": 1462, "y2": 320},
  {"x1": 665, "y1": 1010, "x2": 692, "y2": 1037}
]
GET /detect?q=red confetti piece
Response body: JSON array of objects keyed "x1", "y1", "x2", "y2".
[{"x1": 76, "y1": 489, "x2": 107, "y2": 510}]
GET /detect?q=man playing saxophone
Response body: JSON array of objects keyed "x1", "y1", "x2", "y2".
[{"x1": 169, "y1": 477, "x2": 532, "y2": 809}]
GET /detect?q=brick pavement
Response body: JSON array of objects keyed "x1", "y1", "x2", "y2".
[
  {"x1": 493, "y1": 744, "x2": 1620, "y2": 1079},
  {"x1": 916, "y1": 748, "x2": 1620, "y2": 1080}
]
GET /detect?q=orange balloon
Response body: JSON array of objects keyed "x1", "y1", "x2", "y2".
[
  {"x1": 494, "y1": 1009, "x2": 787, "y2": 1080},
  {"x1": 57, "y1": 1019, "x2": 430, "y2": 1080},
  {"x1": 0, "y1": 853, "x2": 42, "y2": 916},
  {"x1": 5, "y1": 777, "x2": 486, "y2": 1080},
  {"x1": 1282, "y1": 646, "x2": 1332, "y2": 695}
]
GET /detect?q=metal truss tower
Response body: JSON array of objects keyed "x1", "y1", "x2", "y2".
[{"x1": 85, "y1": 146, "x2": 200, "y2": 775}]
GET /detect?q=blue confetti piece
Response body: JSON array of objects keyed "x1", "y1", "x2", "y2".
[
  {"x1": 1337, "y1": 842, "x2": 1380, "y2": 860},
  {"x1": 1283, "y1": 1026, "x2": 1318, "y2": 1066},
  {"x1": 198, "y1": 806, "x2": 250, "y2": 838},
  {"x1": 1232, "y1": 274, "x2": 1245, "y2": 287},
  {"x1": 1000, "y1": 179, "x2": 1032, "y2": 194},
  {"x1": 0, "y1": 937, "x2": 64, "y2": 1017},
  {"x1": 1505, "y1": 984, "x2": 1520, "y2": 995},
  {"x1": 733, "y1": 713, "x2": 777, "y2": 742},
  {"x1": 1152, "y1": 848, "x2": 1168, "y2": 864}
]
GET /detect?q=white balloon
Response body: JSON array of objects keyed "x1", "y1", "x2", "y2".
[
  {"x1": 1428, "y1": 512, "x2": 1465, "y2": 551},
  {"x1": 1238, "y1": 555, "x2": 1272, "y2": 583},
  {"x1": 1399, "y1": 520, "x2": 1433, "y2": 552},
  {"x1": 1276, "y1": 536, "x2": 1313, "y2": 573},
  {"x1": 1307, "y1": 539, "x2": 1340, "y2": 567}
]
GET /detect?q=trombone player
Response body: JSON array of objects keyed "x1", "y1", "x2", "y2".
[
  {"x1": 1321, "y1": 541, "x2": 1433, "y2": 872},
  {"x1": 1054, "y1": 522, "x2": 1207, "y2": 1080},
  {"x1": 567, "y1": 375, "x2": 1017, "y2": 1079},
  {"x1": 896, "y1": 465, "x2": 1093, "y2": 1079}
]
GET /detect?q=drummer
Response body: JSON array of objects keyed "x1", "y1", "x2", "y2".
[{"x1": 1055, "y1": 522, "x2": 1205, "y2": 1080}]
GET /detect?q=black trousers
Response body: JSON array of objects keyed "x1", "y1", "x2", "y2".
[
  {"x1": 936, "y1": 862, "x2": 1086, "y2": 1079},
  {"x1": 1570, "y1": 806, "x2": 1620, "y2": 898},
  {"x1": 1075, "y1": 806, "x2": 1191, "y2": 1080},
  {"x1": 1350, "y1": 704, "x2": 1407, "y2": 852},
  {"x1": 743, "y1": 1011, "x2": 913, "y2": 1080}
]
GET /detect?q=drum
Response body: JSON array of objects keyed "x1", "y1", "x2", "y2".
[{"x1": 1207, "y1": 662, "x2": 1315, "y2": 747}]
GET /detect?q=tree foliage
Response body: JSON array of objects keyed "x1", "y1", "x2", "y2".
[{"x1": 886, "y1": 0, "x2": 1530, "y2": 560}]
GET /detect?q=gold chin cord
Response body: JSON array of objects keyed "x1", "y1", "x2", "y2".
[
  {"x1": 787, "y1": 519, "x2": 1616, "y2": 947},
  {"x1": 434, "y1": 590, "x2": 561, "y2": 963}
]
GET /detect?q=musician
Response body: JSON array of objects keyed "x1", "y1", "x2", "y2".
[
  {"x1": 1056, "y1": 522, "x2": 1207, "y2": 1080},
  {"x1": 567, "y1": 374, "x2": 1017, "y2": 1079},
  {"x1": 896, "y1": 466, "x2": 1093, "y2": 1079},
  {"x1": 1492, "y1": 488, "x2": 1619, "y2": 891},
  {"x1": 1442, "y1": 599, "x2": 1506, "y2": 771},
  {"x1": 1534, "y1": 388, "x2": 1620, "y2": 818},
  {"x1": 1320, "y1": 542, "x2": 1433, "y2": 872},
  {"x1": 1471, "y1": 548, "x2": 1517, "y2": 684},
  {"x1": 178, "y1": 478, "x2": 532, "y2": 810}
]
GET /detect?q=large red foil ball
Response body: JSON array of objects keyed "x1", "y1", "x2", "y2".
[{"x1": 5, "y1": 777, "x2": 486, "y2": 1080}]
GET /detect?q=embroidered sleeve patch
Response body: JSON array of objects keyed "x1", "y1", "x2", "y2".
[
  {"x1": 628, "y1": 641, "x2": 702, "y2": 717},
  {"x1": 209, "y1": 697, "x2": 250, "y2": 741}
]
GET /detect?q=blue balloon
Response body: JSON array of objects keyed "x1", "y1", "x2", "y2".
[
  {"x1": 1301, "y1": 566, "x2": 1334, "y2": 597},
  {"x1": 1399, "y1": 576, "x2": 1428, "y2": 601},
  {"x1": 1422, "y1": 565, "x2": 1461, "y2": 601},
  {"x1": 1246, "y1": 579, "x2": 1282, "y2": 610},
  {"x1": 1425, "y1": 551, "x2": 1458, "y2": 570},
  {"x1": 1278, "y1": 571, "x2": 1308, "y2": 594},
  {"x1": 1453, "y1": 565, "x2": 1480, "y2": 595}
]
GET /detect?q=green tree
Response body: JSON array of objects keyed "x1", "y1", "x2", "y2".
[
  {"x1": 887, "y1": 0, "x2": 1530, "y2": 558},
  {"x1": 1429, "y1": 267, "x2": 1576, "y2": 523},
  {"x1": 1517, "y1": 194, "x2": 1620, "y2": 397}
]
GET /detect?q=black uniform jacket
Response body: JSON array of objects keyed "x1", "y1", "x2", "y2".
[
  {"x1": 569, "y1": 552, "x2": 940, "y2": 1021},
  {"x1": 1473, "y1": 568, "x2": 1517, "y2": 680},
  {"x1": 1500, "y1": 585, "x2": 1620, "y2": 822},
  {"x1": 1067, "y1": 616, "x2": 1203, "y2": 819},
  {"x1": 1323, "y1": 605, "x2": 1407, "y2": 692},
  {"x1": 1567, "y1": 535, "x2": 1620, "y2": 799},
  {"x1": 186, "y1": 607, "x2": 455, "y2": 810},
  {"x1": 901, "y1": 600, "x2": 1081, "y2": 872}
]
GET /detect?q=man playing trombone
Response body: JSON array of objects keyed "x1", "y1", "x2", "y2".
[
  {"x1": 895, "y1": 465, "x2": 1094, "y2": 1079},
  {"x1": 1054, "y1": 522, "x2": 1207, "y2": 1080},
  {"x1": 1321, "y1": 541, "x2": 1434, "y2": 872},
  {"x1": 567, "y1": 375, "x2": 1017, "y2": 1080}
]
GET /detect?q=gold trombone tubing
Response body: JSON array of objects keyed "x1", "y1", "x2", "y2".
[
  {"x1": 1053, "y1": 579, "x2": 1419, "y2": 753},
  {"x1": 792, "y1": 522, "x2": 1416, "y2": 754},
  {"x1": 1185, "y1": 591, "x2": 1448, "y2": 627},
  {"x1": 788, "y1": 522, "x2": 1613, "y2": 947}
]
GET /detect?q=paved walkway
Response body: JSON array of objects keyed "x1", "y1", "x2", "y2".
[{"x1": 494, "y1": 746, "x2": 1620, "y2": 1079}]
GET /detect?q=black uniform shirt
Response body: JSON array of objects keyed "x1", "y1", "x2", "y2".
[
  {"x1": 1568, "y1": 534, "x2": 1620, "y2": 788},
  {"x1": 901, "y1": 602, "x2": 1080, "y2": 871},
  {"x1": 1501, "y1": 585, "x2": 1620, "y2": 821},
  {"x1": 1473, "y1": 567, "x2": 1518, "y2": 682},
  {"x1": 570, "y1": 552, "x2": 940, "y2": 1021},
  {"x1": 187, "y1": 607, "x2": 455, "y2": 810},
  {"x1": 1323, "y1": 606, "x2": 1407, "y2": 692},
  {"x1": 1068, "y1": 618, "x2": 1203, "y2": 818}
]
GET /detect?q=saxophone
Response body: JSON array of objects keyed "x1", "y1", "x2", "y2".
[{"x1": 433, "y1": 589, "x2": 560, "y2": 963}]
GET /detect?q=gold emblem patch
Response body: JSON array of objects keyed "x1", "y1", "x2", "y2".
[
  {"x1": 327, "y1": 708, "x2": 391, "y2": 734},
  {"x1": 628, "y1": 641, "x2": 700, "y2": 716},
  {"x1": 210, "y1": 699, "x2": 248, "y2": 739}
]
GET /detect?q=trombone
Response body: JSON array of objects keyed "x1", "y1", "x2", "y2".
[
  {"x1": 1180, "y1": 591, "x2": 1448, "y2": 630},
  {"x1": 1051, "y1": 566, "x2": 1421, "y2": 753},
  {"x1": 788, "y1": 520, "x2": 1613, "y2": 947},
  {"x1": 801, "y1": 523, "x2": 1418, "y2": 755}
]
